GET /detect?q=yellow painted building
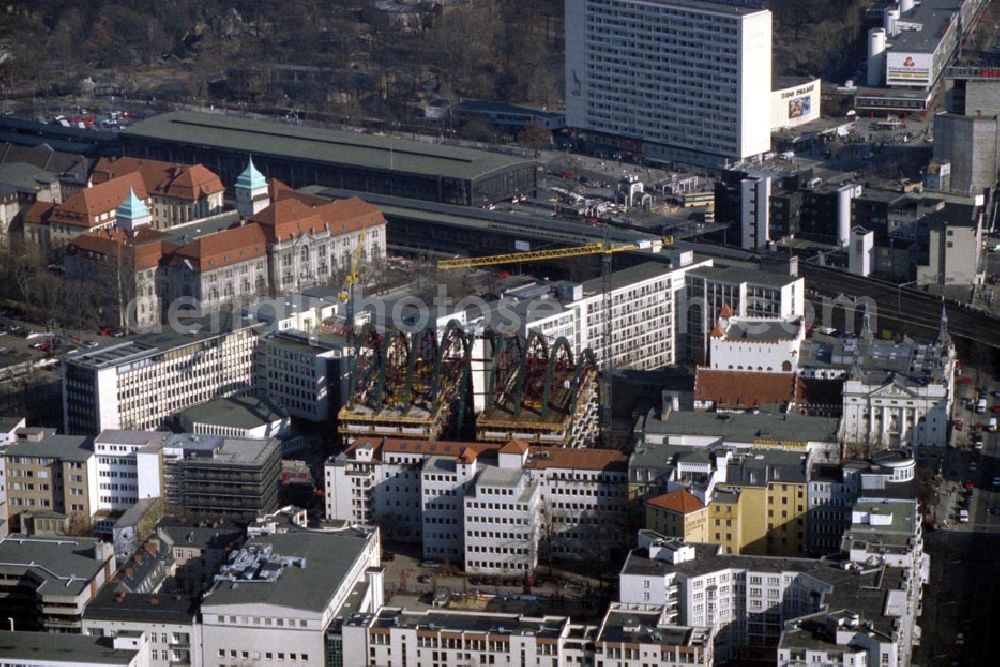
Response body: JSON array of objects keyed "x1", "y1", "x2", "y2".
[
  {"x1": 645, "y1": 488, "x2": 709, "y2": 542},
  {"x1": 706, "y1": 450, "x2": 808, "y2": 556}
]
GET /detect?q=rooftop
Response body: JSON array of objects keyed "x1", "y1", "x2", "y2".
[
  {"x1": 597, "y1": 609, "x2": 709, "y2": 647},
  {"x1": 123, "y1": 112, "x2": 533, "y2": 181},
  {"x1": 638, "y1": 408, "x2": 840, "y2": 448},
  {"x1": 202, "y1": 530, "x2": 372, "y2": 613},
  {"x1": 0, "y1": 630, "x2": 138, "y2": 665},
  {"x1": 693, "y1": 370, "x2": 799, "y2": 408},
  {"x1": 890, "y1": 0, "x2": 963, "y2": 54},
  {"x1": 370, "y1": 607, "x2": 571, "y2": 639},
  {"x1": 180, "y1": 395, "x2": 288, "y2": 430},
  {"x1": 63, "y1": 317, "x2": 262, "y2": 370},
  {"x1": 163, "y1": 433, "x2": 279, "y2": 466},
  {"x1": 3, "y1": 428, "x2": 92, "y2": 462},
  {"x1": 647, "y1": 488, "x2": 706, "y2": 514},
  {"x1": 722, "y1": 318, "x2": 802, "y2": 342},
  {"x1": 0, "y1": 536, "x2": 108, "y2": 597},
  {"x1": 687, "y1": 264, "x2": 801, "y2": 288}
]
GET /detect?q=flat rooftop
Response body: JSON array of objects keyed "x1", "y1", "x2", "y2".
[
  {"x1": 643, "y1": 410, "x2": 841, "y2": 444},
  {"x1": 64, "y1": 318, "x2": 262, "y2": 370},
  {"x1": 180, "y1": 395, "x2": 288, "y2": 430},
  {"x1": 0, "y1": 536, "x2": 107, "y2": 597},
  {"x1": 891, "y1": 0, "x2": 964, "y2": 54},
  {"x1": 123, "y1": 111, "x2": 533, "y2": 181},
  {"x1": 163, "y1": 433, "x2": 278, "y2": 466},
  {"x1": 202, "y1": 530, "x2": 371, "y2": 614},
  {"x1": 3, "y1": 429, "x2": 92, "y2": 461},
  {"x1": 370, "y1": 608, "x2": 570, "y2": 639},
  {"x1": 0, "y1": 630, "x2": 137, "y2": 665}
]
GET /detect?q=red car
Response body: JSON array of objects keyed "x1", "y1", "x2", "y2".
[
  {"x1": 957, "y1": 376, "x2": 974, "y2": 385},
  {"x1": 991, "y1": 405, "x2": 1000, "y2": 415},
  {"x1": 965, "y1": 480, "x2": 976, "y2": 491},
  {"x1": 97, "y1": 325, "x2": 113, "y2": 336}
]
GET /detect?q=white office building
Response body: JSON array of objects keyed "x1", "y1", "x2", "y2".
[
  {"x1": 62, "y1": 320, "x2": 264, "y2": 434},
  {"x1": 566, "y1": 0, "x2": 773, "y2": 168},
  {"x1": 92, "y1": 430, "x2": 169, "y2": 515},
  {"x1": 325, "y1": 437, "x2": 631, "y2": 570},
  {"x1": 200, "y1": 528, "x2": 383, "y2": 667}
]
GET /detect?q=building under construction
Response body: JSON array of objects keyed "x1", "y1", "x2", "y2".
[
  {"x1": 474, "y1": 331, "x2": 599, "y2": 447},
  {"x1": 337, "y1": 326, "x2": 599, "y2": 447}
]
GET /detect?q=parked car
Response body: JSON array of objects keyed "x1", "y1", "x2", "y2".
[
  {"x1": 417, "y1": 574, "x2": 432, "y2": 584},
  {"x1": 81, "y1": 339, "x2": 99, "y2": 348},
  {"x1": 97, "y1": 325, "x2": 114, "y2": 336}
]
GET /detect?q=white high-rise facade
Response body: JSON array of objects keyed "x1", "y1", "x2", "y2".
[{"x1": 566, "y1": 0, "x2": 773, "y2": 168}]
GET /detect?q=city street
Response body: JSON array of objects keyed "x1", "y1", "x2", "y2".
[{"x1": 916, "y1": 371, "x2": 1000, "y2": 665}]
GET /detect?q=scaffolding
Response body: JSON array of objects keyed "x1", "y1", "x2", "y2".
[
  {"x1": 475, "y1": 332, "x2": 599, "y2": 447},
  {"x1": 338, "y1": 322, "x2": 472, "y2": 441},
  {"x1": 338, "y1": 325, "x2": 599, "y2": 446}
]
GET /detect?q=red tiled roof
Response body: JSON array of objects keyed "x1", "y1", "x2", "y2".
[
  {"x1": 719, "y1": 304, "x2": 734, "y2": 318},
  {"x1": 499, "y1": 440, "x2": 529, "y2": 454},
  {"x1": 523, "y1": 447, "x2": 628, "y2": 472},
  {"x1": 250, "y1": 196, "x2": 385, "y2": 243},
  {"x1": 23, "y1": 200, "x2": 55, "y2": 226},
  {"x1": 92, "y1": 157, "x2": 223, "y2": 201},
  {"x1": 50, "y1": 172, "x2": 148, "y2": 228},
  {"x1": 67, "y1": 227, "x2": 167, "y2": 271},
  {"x1": 646, "y1": 488, "x2": 705, "y2": 514},
  {"x1": 694, "y1": 369, "x2": 798, "y2": 408},
  {"x1": 170, "y1": 223, "x2": 268, "y2": 272}
]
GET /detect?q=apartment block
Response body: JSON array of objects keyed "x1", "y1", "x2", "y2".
[
  {"x1": 0, "y1": 428, "x2": 96, "y2": 534},
  {"x1": 645, "y1": 488, "x2": 709, "y2": 542},
  {"x1": 620, "y1": 530, "x2": 923, "y2": 665},
  {"x1": 566, "y1": 0, "x2": 772, "y2": 168},
  {"x1": 325, "y1": 437, "x2": 630, "y2": 571},
  {"x1": 62, "y1": 319, "x2": 263, "y2": 434},
  {"x1": 345, "y1": 604, "x2": 714, "y2": 667},
  {"x1": 808, "y1": 450, "x2": 917, "y2": 556},
  {"x1": 0, "y1": 535, "x2": 115, "y2": 632}
]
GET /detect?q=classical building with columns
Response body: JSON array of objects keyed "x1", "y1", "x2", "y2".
[{"x1": 840, "y1": 309, "x2": 955, "y2": 450}]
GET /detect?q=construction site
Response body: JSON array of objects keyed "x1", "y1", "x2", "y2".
[{"x1": 337, "y1": 325, "x2": 599, "y2": 447}]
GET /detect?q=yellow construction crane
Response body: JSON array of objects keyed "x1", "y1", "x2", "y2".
[
  {"x1": 436, "y1": 236, "x2": 673, "y2": 271},
  {"x1": 436, "y1": 234, "x2": 674, "y2": 447}
]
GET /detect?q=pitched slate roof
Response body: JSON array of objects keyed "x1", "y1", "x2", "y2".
[{"x1": 67, "y1": 227, "x2": 167, "y2": 271}]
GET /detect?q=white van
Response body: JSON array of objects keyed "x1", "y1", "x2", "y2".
[
  {"x1": 990, "y1": 417, "x2": 998, "y2": 432},
  {"x1": 977, "y1": 398, "x2": 988, "y2": 414},
  {"x1": 959, "y1": 509, "x2": 969, "y2": 523}
]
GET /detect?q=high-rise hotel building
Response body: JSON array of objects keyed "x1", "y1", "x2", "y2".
[{"x1": 566, "y1": 0, "x2": 773, "y2": 168}]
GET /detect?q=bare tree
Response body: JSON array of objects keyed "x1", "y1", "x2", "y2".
[{"x1": 518, "y1": 120, "x2": 550, "y2": 158}]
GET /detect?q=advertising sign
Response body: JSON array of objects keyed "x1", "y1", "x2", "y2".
[
  {"x1": 886, "y1": 52, "x2": 933, "y2": 84},
  {"x1": 788, "y1": 95, "x2": 812, "y2": 119}
]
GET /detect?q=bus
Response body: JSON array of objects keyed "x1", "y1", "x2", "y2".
[{"x1": 680, "y1": 191, "x2": 715, "y2": 207}]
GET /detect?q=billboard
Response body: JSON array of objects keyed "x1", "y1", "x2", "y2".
[
  {"x1": 788, "y1": 95, "x2": 812, "y2": 119},
  {"x1": 886, "y1": 52, "x2": 933, "y2": 85}
]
